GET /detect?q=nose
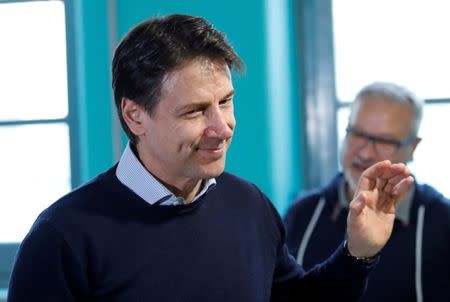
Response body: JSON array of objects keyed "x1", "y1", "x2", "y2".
[
  {"x1": 204, "y1": 107, "x2": 234, "y2": 139},
  {"x1": 357, "y1": 139, "x2": 378, "y2": 160}
]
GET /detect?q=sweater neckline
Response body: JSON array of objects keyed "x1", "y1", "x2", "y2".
[{"x1": 100, "y1": 166, "x2": 210, "y2": 215}]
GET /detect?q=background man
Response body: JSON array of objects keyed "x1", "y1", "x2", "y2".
[{"x1": 284, "y1": 82, "x2": 450, "y2": 301}]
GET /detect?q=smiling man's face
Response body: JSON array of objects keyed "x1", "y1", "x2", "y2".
[
  {"x1": 133, "y1": 57, "x2": 236, "y2": 187},
  {"x1": 341, "y1": 95, "x2": 419, "y2": 196}
]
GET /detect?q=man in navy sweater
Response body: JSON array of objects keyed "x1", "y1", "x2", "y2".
[
  {"x1": 284, "y1": 82, "x2": 450, "y2": 301},
  {"x1": 8, "y1": 15, "x2": 413, "y2": 301}
]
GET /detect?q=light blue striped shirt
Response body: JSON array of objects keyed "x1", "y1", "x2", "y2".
[{"x1": 116, "y1": 143, "x2": 216, "y2": 206}]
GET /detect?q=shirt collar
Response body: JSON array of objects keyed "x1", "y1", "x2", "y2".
[
  {"x1": 338, "y1": 176, "x2": 414, "y2": 225},
  {"x1": 116, "y1": 143, "x2": 216, "y2": 206}
]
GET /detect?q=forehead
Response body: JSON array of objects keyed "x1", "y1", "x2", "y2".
[
  {"x1": 350, "y1": 95, "x2": 415, "y2": 137},
  {"x1": 160, "y1": 58, "x2": 233, "y2": 101}
]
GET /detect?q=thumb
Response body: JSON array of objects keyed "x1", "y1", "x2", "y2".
[{"x1": 350, "y1": 192, "x2": 366, "y2": 216}]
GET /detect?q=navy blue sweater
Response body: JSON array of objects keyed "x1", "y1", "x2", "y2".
[
  {"x1": 284, "y1": 173, "x2": 450, "y2": 302},
  {"x1": 9, "y1": 167, "x2": 375, "y2": 301}
]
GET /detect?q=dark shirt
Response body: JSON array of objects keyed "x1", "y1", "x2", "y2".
[{"x1": 284, "y1": 173, "x2": 450, "y2": 302}]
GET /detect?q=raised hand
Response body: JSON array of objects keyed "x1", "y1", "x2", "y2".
[{"x1": 346, "y1": 160, "x2": 414, "y2": 257}]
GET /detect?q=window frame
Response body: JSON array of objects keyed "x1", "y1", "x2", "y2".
[
  {"x1": 0, "y1": 0, "x2": 79, "y2": 290},
  {"x1": 297, "y1": 0, "x2": 450, "y2": 190},
  {"x1": 295, "y1": 0, "x2": 338, "y2": 190}
]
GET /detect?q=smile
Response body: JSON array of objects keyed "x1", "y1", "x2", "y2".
[{"x1": 197, "y1": 143, "x2": 226, "y2": 158}]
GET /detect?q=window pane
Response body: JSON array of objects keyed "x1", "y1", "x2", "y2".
[
  {"x1": 337, "y1": 104, "x2": 450, "y2": 198},
  {"x1": 409, "y1": 103, "x2": 450, "y2": 198},
  {"x1": 0, "y1": 124, "x2": 71, "y2": 243},
  {"x1": 0, "y1": 1, "x2": 68, "y2": 121},
  {"x1": 337, "y1": 106, "x2": 350, "y2": 160},
  {"x1": 333, "y1": 0, "x2": 450, "y2": 101}
]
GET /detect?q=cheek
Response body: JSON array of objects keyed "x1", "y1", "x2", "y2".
[
  {"x1": 340, "y1": 144, "x2": 353, "y2": 166},
  {"x1": 226, "y1": 112, "x2": 236, "y2": 130},
  {"x1": 342, "y1": 147, "x2": 362, "y2": 182},
  {"x1": 175, "y1": 123, "x2": 207, "y2": 146}
]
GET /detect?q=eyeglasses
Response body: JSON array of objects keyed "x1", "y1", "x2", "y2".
[{"x1": 345, "y1": 126, "x2": 417, "y2": 157}]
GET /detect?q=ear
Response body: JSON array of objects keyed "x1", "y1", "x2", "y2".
[
  {"x1": 408, "y1": 137, "x2": 422, "y2": 162},
  {"x1": 121, "y1": 98, "x2": 146, "y2": 136},
  {"x1": 411, "y1": 137, "x2": 421, "y2": 151}
]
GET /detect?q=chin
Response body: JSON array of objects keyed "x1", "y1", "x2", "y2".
[
  {"x1": 350, "y1": 173, "x2": 361, "y2": 190},
  {"x1": 343, "y1": 170, "x2": 358, "y2": 191},
  {"x1": 195, "y1": 162, "x2": 226, "y2": 179},
  {"x1": 206, "y1": 166, "x2": 226, "y2": 178}
]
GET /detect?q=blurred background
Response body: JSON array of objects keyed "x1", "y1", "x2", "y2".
[{"x1": 1, "y1": 0, "x2": 449, "y2": 296}]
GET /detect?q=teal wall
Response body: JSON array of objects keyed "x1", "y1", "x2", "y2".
[
  {"x1": 70, "y1": 0, "x2": 114, "y2": 182},
  {"x1": 71, "y1": 0, "x2": 303, "y2": 214}
]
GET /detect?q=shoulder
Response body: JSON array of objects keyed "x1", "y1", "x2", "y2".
[
  {"x1": 287, "y1": 190, "x2": 322, "y2": 214},
  {"x1": 414, "y1": 183, "x2": 450, "y2": 234},
  {"x1": 285, "y1": 173, "x2": 343, "y2": 219},
  {"x1": 215, "y1": 171, "x2": 284, "y2": 230},
  {"x1": 50, "y1": 166, "x2": 117, "y2": 207},
  {"x1": 215, "y1": 171, "x2": 284, "y2": 215},
  {"x1": 216, "y1": 171, "x2": 261, "y2": 192},
  {"x1": 34, "y1": 166, "x2": 118, "y2": 232},
  {"x1": 216, "y1": 171, "x2": 272, "y2": 202},
  {"x1": 414, "y1": 183, "x2": 450, "y2": 212}
]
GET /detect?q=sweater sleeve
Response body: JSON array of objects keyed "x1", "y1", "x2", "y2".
[
  {"x1": 268, "y1": 196, "x2": 376, "y2": 302},
  {"x1": 8, "y1": 219, "x2": 89, "y2": 302},
  {"x1": 271, "y1": 240, "x2": 376, "y2": 301}
]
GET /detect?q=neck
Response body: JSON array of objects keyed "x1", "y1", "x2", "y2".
[
  {"x1": 165, "y1": 179, "x2": 204, "y2": 204},
  {"x1": 132, "y1": 143, "x2": 203, "y2": 204},
  {"x1": 144, "y1": 170, "x2": 204, "y2": 204},
  {"x1": 345, "y1": 182, "x2": 355, "y2": 204}
]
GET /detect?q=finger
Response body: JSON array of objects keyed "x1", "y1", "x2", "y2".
[
  {"x1": 349, "y1": 191, "x2": 368, "y2": 216},
  {"x1": 378, "y1": 162, "x2": 409, "y2": 180},
  {"x1": 376, "y1": 177, "x2": 388, "y2": 192},
  {"x1": 383, "y1": 173, "x2": 410, "y2": 193},
  {"x1": 392, "y1": 176, "x2": 415, "y2": 201},
  {"x1": 377, "y1": 176, "x2": 414, "y2": 212},
  {"x1": 377, "y1": 177, "x2": 414, "y2": 213},
  {"x1": 387, "y1": 163, "x2": 410, "y2": 178},
  {"x1": 357, "y1": 160, "x2": 391, "y2": 192},
  {"x1": 383, "y1": 164, "x2": 411, "y2": 192}
]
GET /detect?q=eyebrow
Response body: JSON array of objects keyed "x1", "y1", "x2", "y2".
[
  {"x1": 221, "y1": 90, "x2": 235, "y2": 100},
  {"x1": 176, "y1": 90, "x2": 235, "y2": 114}
]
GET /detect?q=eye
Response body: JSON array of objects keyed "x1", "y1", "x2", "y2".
[
  {"x1": 219, "y1": 98, "x2": 233, "y2": 106},
  {"x1": 183, "y1": 107, "x2": 205, "y2": 118}
]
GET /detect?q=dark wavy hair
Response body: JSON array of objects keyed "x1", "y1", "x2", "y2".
[{"x1": 112, "y1": 14, "x2": 243, "y2": 145}]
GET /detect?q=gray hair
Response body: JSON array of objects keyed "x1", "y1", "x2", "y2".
[{"x1": 352, "y1": 81, "x2": 424, "y2": 136}]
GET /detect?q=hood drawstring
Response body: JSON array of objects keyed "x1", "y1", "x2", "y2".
[
  {"x1": 296, "y1": 197, "x2": 326, "y2": 265},
  {"x1": 415, "y1": 205, "x2": 425, "y2": 302},
  {"x1": 296, "y1": 196, "x2": 425, "y2": 302}
]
